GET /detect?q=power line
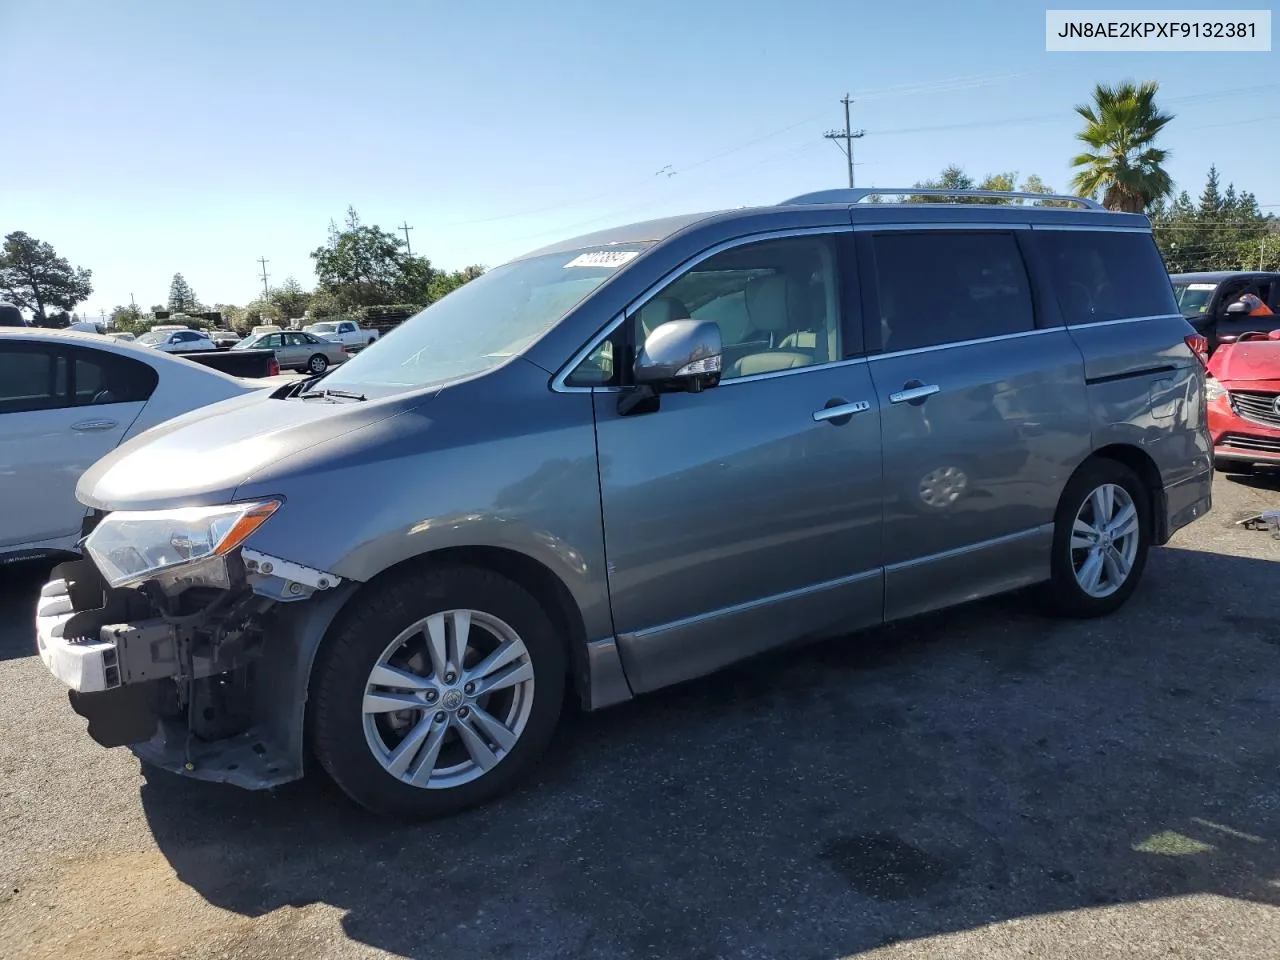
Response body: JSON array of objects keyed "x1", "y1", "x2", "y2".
[
  {"x1": 824, "y1": 93, "x2": 866, "y2": 188},
  {"x1": 867, "y1": 82, "x2": 1280, "y2": 139}
]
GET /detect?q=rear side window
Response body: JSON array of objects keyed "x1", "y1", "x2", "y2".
[
  {"x1": 868, "y1": 232, "x2": 1035, "y2": 352},
  {"x1": 0, "y1": 346, "x2": 66, "y2": 413},
  {"x1": 73, "y1": 350, "x2": 158, "y2": 406},
  {"x1": 1038, "y1": 230, "x2": 1177, "y2": 325}
]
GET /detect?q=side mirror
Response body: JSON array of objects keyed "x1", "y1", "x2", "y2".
[
  {"x1": 1225, "y1": 301, "x2": 1249, "y2": 316},
  {"x1": 633, "y1": 319, "x2": 723, "y2": 392}
]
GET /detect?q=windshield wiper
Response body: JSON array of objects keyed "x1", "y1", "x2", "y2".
[{"x1": 299, "y1": 387, "x2": 367, "y2": 402}]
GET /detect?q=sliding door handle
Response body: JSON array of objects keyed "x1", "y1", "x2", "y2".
[{"x1": 888, "y1": 384, "x2": 940, "y2": 405}]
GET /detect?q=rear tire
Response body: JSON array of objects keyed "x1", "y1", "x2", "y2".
[
  {"x1": 309, "y1": 565, "x2": 565, "y2": 819},
  {"x1": 1039, "y1": 458, "x2": 1151, "y2": 619},
  {"x1": 307, "y1": 354, "x2": 329, "y2": 375}
]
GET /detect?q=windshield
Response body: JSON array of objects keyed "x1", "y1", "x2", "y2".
[
  {"x1": 319, "y1": 244, "x2": 650, "y2": 393},
  {"x1": 137, "y1": 331, "x2": 166, "y2": 345},
  {"x1": 1173, "y1": 282, "x2": 1218, "y2": 316},
  {"x1": 233, "y1": 335, "x2": 262, "y2": 350},
  {"x1": 307, "y1": 322, "x2": 338, "y2": 334}
]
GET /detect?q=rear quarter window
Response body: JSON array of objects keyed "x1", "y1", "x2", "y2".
[{"x1": 1038, "y1": 230, "x2": 1177, "y2": 325}]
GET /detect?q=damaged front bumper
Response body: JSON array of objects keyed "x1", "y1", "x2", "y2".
[{"x1": 35, "y1": 533, "x2": 355, "y2": 790}]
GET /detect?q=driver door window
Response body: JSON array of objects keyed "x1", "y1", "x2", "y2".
[
  {"x1": 635, "y1": 236, "x2": 844, "y2": 381},
  {"x1": 564, "y1": 235, "x2": 847, "y2": 388}
]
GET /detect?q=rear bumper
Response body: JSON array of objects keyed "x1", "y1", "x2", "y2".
[{"x1": 1161, "y1": 468, "x2": 1213, "y2": 542}]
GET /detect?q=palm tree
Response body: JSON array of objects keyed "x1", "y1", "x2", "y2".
[{"x1": 1070, "y1": 80, "x2": 1174, "y2": 213}]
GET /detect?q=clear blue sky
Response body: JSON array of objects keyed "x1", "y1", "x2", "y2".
[{"x1": 1, "y1": 0, "x2": 1276, "y2": 318}]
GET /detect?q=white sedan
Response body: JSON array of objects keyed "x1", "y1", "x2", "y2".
[
  {"x1": 0, "y1": 329, "x2": 261, "y2": 564},
  {"x1": 135, "y1": 328, "x2": 217, "y2": 352}
]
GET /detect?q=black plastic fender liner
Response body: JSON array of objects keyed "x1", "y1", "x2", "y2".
[
  {"x1": 69, "y1": 683, "x2": 161, "y2": 747},
  {"x1": 244, "y1": 579, "x2": 361, "y2": 783}
]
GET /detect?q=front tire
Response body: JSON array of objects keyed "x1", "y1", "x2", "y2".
[
  {"x1": 309, "y1": 565, "x2": 565, "y2": 819},
  {"x1": 1040, "y1": 459, "x2": 1151, "y2": 619}
]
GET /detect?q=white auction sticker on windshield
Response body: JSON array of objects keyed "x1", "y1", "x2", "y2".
[
  {"x1": 565, "y1": 250, "x2": 639, "y2": 269},
  {"x1": 1187, "y1": 283, "x2": 1217, "y2": 290}
]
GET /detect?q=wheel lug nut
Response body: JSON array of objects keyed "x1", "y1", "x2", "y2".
[
  {"x1": 444, "y1": 672, "x2": 456, "y2": 684},
  {"x1": 458, "y1": 706, "x2": 470, "y2": 719},
  {"x1": 434, "y1": 711, "x2": 446, "y2": 723},
  {"x1": 424, "y1": 690, "x2": 438, "y2": 702},
  {"x1": 464, "y1": 682, "x2": 475, "y2": 695}
]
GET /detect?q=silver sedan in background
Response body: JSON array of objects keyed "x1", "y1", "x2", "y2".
[{"x1": 234, "y1": 330, "x2": 349, "y2": 374}]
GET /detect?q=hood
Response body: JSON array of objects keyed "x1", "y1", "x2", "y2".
[
  {"x1": 77, "y1": 388, "x2": 430, "y2": 512},
  {"x1": 1209, "y1": 341, "x2": 1280, "y2": 385}
]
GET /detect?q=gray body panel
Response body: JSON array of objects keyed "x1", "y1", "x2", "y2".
[
  {"x1": 870, "y1": 327, "x2": 1091, "y2": 620},
  {"x1": 595, "y1": 360, "x2": 884, "y2": 693}
]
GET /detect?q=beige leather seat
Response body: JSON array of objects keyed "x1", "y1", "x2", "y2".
[{"x1": 728, "y1": 274, "x2": 817, "y2": 377}]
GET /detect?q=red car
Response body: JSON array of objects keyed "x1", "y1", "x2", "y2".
[{"x1": 1207, "y1": 330, "x2": 1280, "y2": 470}]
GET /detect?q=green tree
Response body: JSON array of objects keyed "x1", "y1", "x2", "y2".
[
  {"x1": 167, "y1": 273, "x2": 199, "y2": 313},
  {"x1": 240, "y1": 297, "x2": 282, "y2": 330},
  {"x1": 428, "y1": 264, "x2": 486, "y2": 302},
  {"x1": 0, "y1": 231, "x2": 93, "y2": 324},
  {"x1": 307, "y1": 288, "x2": 343, "y2": 319},
  {"x1": 905, "y1": 167, "x2": 1065, "y2": 205},
  {"x1": 1151, "y1": 167, "x2": 1277, "y2": 271},
  {"x1": 311, "y1": 205, "x2": 458, "y2": 310},
  {"x1": 271, "y1": 276, "x2": 311, "y2": 322},
  {"x1": 109, "y1": 304, "x2": 145, "y2": 332},
  {"x1": 1070, "y1": 80, "x2": 1174, "y2": 213}
]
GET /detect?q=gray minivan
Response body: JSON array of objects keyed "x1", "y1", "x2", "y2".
[{"x1": 36, "y1": 188, "x2": 1214, "y2": 818}]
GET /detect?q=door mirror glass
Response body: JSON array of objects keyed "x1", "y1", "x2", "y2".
[
  {"x1": 1225, "y1": 300, "x2": 1249, "y2": 315},
  {"x1": 633, "y1": 319, "x2": 722, "y2": 391}
]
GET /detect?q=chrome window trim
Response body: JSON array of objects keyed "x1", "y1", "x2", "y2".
[
  {"x1": 868, "y1": 326, "x2": 1056, "y2": 362},
  {"x1": 1068, "y1": 312, "x2": 1184, "y2": 329},
  {"x1": 1029, "y1": 224, "x2": 1152, "y2": 234},
  {"x1": 851, "y1": 221, "x2": 1032, "y2": 233},
  {"x1": 550, "y1": 225, "x2": 852, "y2": 394}
]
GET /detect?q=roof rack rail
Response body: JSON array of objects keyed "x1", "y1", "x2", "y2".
[{"x1": 781, "y1": 187, "x2": 1105, "y2": 211}]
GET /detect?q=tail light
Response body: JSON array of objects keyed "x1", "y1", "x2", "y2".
[
  {"x1": 1184, "y1": 333, "x2": 1209, "y2": 368},
  {"x1": 268, "y1": 357, "x2": 280, "y2": 377}
]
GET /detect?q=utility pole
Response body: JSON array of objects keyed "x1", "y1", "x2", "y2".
[
  {"x1": 399, "y1": 221, "x2": 414, "y2": 256},
  {"x1": 824, "y1": 93, "x2": 865, "y2": 188},
  {"x1": 258, "y1": 257, "x2": 270, "y2": 299},
  {"x1": 1260, "y1": 237, "x2": 1268, "y2": 271}
]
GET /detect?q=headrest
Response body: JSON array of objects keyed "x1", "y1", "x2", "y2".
[
  {"x1": 745, "y1": 274, "x2": 806, "y2": 334},
  {"x1": 637, "y1": 296, "x2": 691, "y2": 338}
]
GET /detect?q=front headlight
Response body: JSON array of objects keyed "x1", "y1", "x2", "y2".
[
  {"x1": 1204, "y1": 376, "x2": 1227, "y2": 402},
  {"x1": 84, "y1": 500, "x2": 280, "y2": 588}
]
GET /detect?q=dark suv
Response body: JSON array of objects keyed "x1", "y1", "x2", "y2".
[
  {"x1": 1171, "y1": 271, "x2": 1280, "y2": 350},
  {"x1": 0, "y1": 302, "x2": 26, "y2": 327}
]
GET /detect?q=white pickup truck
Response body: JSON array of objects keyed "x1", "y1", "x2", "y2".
[{"x1": 303, "y1": 319, "x2": 379, "y2": 350}]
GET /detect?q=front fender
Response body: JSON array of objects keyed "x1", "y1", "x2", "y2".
[{"x1": 233, "y1": 361, "x2": 612, "y2": 643}]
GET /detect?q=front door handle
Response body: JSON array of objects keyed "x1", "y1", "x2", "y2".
[
  {"x1": 71, "y1": 419, "x2": 118, "y2": 432},
  {"x1": 813, "y1": 399, "x2": 871, "y2": 424},
  {"x1": 889, "y1": 383, "x2": 940, "y2": 405}
]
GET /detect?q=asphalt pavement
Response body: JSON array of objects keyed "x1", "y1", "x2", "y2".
[{"x1": 2, "y1": 471, "x2": 1279, "y2": 960}]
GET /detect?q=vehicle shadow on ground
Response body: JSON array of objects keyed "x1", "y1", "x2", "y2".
[
  {"x1": 0, "y1": 562, "x2": 56, "y2": 662},
  {"x1": 132, "y1": 545, "x2": 1278, "y2": 957}
]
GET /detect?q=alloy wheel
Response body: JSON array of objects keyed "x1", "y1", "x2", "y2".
[
  {"x1": 362, "y1": 609, "x2": 536, "y2": 789},
  {"x1": 1069, "y1": 482, "x2": 1140, "y2": 598}
]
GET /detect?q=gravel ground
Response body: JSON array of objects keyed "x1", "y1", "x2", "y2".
[{"x1": 2, "y1": 471, "x2": 1279, "y2": 960}]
